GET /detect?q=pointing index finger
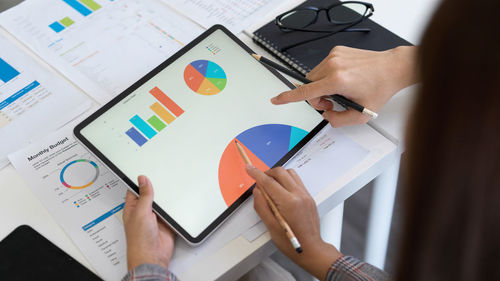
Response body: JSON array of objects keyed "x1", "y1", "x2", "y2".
[
  {"x1": 271, "y1": 79, "x2": 333, "y2": 105},
  {"x1": 245, "y1": 164, "x2": 289, "y2": 200}
]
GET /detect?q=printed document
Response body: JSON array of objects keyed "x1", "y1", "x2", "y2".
[
  {"x1": 0, "y1": 0, "x2": 203, "y2": 103},
  {"x1": 0, "y1": 33, "x2": 90, "y2": 168},
  {"x1": 9, "y1": 119, "x2": 128, "y2": 280},
  {"x1": 163, "y1": 0, "x2": 283, "y2": 34}
]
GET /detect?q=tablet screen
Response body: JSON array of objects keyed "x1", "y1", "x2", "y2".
[{"x1": 79, "y1": 28, "x2": 323, "y2": 239}]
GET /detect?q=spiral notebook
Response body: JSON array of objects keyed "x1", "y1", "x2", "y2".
[{"x1": 252, "y1": 0, "x2": 412, "y2": 75}]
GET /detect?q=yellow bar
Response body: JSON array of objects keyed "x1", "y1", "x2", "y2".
[{"x1": 150, "y1": 102, "x2": 175, "y2": 124}]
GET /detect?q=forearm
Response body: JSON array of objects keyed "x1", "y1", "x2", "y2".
[{"x1": 122, "y1": 264, "x2": 179, "y2": 281}]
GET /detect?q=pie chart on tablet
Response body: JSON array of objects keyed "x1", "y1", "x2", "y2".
[
  {"x1": 184, "y1": 60, "x2": 227, "y2": 95},
  {"x1": 218, "y1": 124, "x2": 309, "y2": 206}
]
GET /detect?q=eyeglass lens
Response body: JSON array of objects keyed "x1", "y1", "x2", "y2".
[
  {"x1": 279, "y1": 9, "x2": 318, "y2": 29},
  {"x1": 279, "y1": 3, "x2": 368, "y2": 28},
  {"x1": 328, "y1": 3, "x2": 367, "y2": 24}
]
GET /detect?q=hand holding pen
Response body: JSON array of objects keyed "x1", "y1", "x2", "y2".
[
  {"x1": 253, "y1": 46, "x2": 418, "y2": 127},
  {"x1": 244, "y1": 162, "x2": 342, "y2": 280}
]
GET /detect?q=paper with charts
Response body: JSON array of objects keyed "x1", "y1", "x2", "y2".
[
  {"x1": 0, "y1": 33, "x2": 90, "y2": 169},
  {"x1": 162, "y1": 0, "x2": 284, "y2": 33},
  {"x1": 0, "y1": 0, "x2": 203, "y2": 104},
  {"x1": 9, "y1": 120, "x2": 128, "y2": 281}
]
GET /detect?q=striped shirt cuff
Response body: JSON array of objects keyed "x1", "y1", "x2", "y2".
[
  {"x1": 325, "y1": 256, "x2": 389, "y2": 281},
  {"x1": 122, "y1": 264, "x2": 179, "y2": 281}
]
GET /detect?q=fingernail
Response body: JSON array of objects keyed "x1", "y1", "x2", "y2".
[
  {"x1": 138, "y1": 175, "x2": 147, "y2": 187},
  {"x1": 246, "y1": 164, "x2": 255, "y2": 170},
  {"x1": 270, "y1": 97, "x2": 278, "y2": 104}
]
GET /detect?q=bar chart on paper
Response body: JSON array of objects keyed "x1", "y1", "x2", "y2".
[
  {"x1": 49, "y1": 0, "x2": 101, "y2": 33},
  {"x1": 0, "y1": 0, "x2": 204, "y2": 103},
  {"x1": 125, "y1": 87, "x2": 184, "y2": 147},
  {"x1": 0, "y1": 58, "x2": 20, "y2": 84}
]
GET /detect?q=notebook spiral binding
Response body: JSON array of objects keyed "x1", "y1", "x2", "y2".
[{"x1": 252, "y1": 32, "x2": 312, "y2": 76}]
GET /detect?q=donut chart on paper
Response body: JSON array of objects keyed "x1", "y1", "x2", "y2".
[
  {"x1": 218, "y1": 124, "x2": 309, "y2": 206},
  {"x1": 184, "y1": 60, "x2": 227, "y2": 95},
  {"x1": 60, "y1": 159, "x2": 99, "y2": 189}
]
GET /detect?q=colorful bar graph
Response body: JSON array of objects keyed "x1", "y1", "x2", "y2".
[
  {"x1": 149, "y1": 87, "x2": 184, "y2": 117},
  {"x1": 126, "y1": 127, "x2": 148, "y2": 146},
  {"x1": 63, "y1": 0, "x2": 92, "y2": 16},
  {"x1": 0, "y1": 58, "x2": 20, "y2": 83},
  {"x1": 130, "y1": 115, "x2": 157, "y2": 139},
  {"x1": 147, "y1": 115, "x2": 166, "y2": 132},
  {"x1": 79, "y1": 0, "x2": 102, "y2": 11},
  {"x1": 49, "y1": 21, "x2": 65, "y2": 32},
  {"x1": 60, "y1": 17, "x2": 75, "y2": 27},
  {"x1": 126, "y1": 87, "x2": 184, "y2": 147},
  {"x1": 150, "y1": 102, "x2": 175, "y2": 124}
]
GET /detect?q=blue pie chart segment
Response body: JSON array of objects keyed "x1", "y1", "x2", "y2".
[
  {"x1": 235, "y1": 124, "x2": 309, "y2": 168},
  {"x1": 206, "y1": 61, "x2": 227, "y2": 79}
]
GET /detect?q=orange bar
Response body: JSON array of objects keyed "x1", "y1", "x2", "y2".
[
  {"x1": 149, "y1": 87, "x2": 184, "y2": 117},
  {"x1": 150, "y1": 102, "x2": 175, "y2": 124}
]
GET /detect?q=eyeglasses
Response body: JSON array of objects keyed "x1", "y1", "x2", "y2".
[{"x1": 275, "y1": 1, "x2": 374, "y2": 51}]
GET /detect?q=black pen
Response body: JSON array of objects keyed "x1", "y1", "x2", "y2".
[{"x1": 252, "y1": 53, "x2": 378, "y2": 119}]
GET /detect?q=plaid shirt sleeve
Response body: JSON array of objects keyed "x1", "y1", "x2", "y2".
[
  {"x1": 122, "y1": 264, "x2": 179, "y2": 281},
  {"x1": 326, "y1": 256, "x2": 390, "y2": 281}
]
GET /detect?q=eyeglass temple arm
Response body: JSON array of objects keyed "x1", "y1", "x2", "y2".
[
  {"x1": 280, "y1": 27, "x2": 370, "y2": 51},
  {"x1": 345, "y1": 27, "x2": 371, "y2": 32}
]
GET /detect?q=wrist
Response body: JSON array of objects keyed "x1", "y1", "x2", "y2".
[
  {"x1": 127, "y1": 250, "x2": 159, "y2": 271},
  {"x1": 294, "y1": 240, "x2": 342, "y2": 280},
  {"x1": 390, "y1": 46, "x2": 419, "y2": 90}
]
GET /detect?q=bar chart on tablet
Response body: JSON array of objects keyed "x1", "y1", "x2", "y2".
[
  {"x1": 0, "y1": 0, "x2": 204, "y2": 103},
  {"x1": 126, "y1": 87, "x2": 184, "y2": 147}
]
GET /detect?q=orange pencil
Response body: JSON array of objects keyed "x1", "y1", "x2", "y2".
[{"x1": 235, "y1": 140, "x2": 303, "y2": 253}]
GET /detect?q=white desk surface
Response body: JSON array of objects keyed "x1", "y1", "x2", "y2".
[{"x1": 0, "y1": 0, "x2": 439, "y2": 280}]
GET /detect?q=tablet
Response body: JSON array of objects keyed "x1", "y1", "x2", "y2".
[
  {"x1": 0, "y1": 225, "x2": 102, "y2": 280},
  {"x1": 75, "y1": 25, "x2": 326, "y2": 244}
]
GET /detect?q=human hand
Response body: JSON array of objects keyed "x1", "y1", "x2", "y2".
[
  {"x1": 123, "y1": 175, "x2": 175, "y2": 271},
  {"x1": 246, "y1": 165, "x2": 342, "y2": 280},
  {"x1": 271, "y1": 45, "x2": 418, "y2": 127}
]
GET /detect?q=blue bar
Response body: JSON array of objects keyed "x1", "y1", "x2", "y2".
[
  {"x1": 130, "y1": 115, "x2": 157, "y2": 139},
  {"x1": 0, "y1": 81, "x2": 40, "y2": 110},
  {"x1": 49, "y1": 21, "x2": 65, "y2": 33},
  {"x1": 82, "y1": 203, "x2": 125, "y2": 231},
  {"x1": 63, "y1": 0, "x2": 92, "y2": 16},
  {"x1": 126, "y1": 127, "x2": 148, "y2": 146},
  {"x1": 0, "y1": 58, "x2": 20, "y2": 83}
]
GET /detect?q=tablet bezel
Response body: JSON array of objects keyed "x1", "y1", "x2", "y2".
[{"x1": 74, "y1": 25, "x2": 328, "y2": 244}]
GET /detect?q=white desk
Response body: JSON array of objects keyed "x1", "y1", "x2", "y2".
[{"x1": 0, "y1": 0, "x2": 437, "y2": 280}]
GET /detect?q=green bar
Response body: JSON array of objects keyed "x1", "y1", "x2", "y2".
[
  {"x1": 79, "y1": 0, "x2": 102, "y2": 11},
  {"x1": 147, "y1": 115, "x2": 166, "y2": 132},
  {"x1": 59, "y1": 17, "x2": 75, "y2": 27}
]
